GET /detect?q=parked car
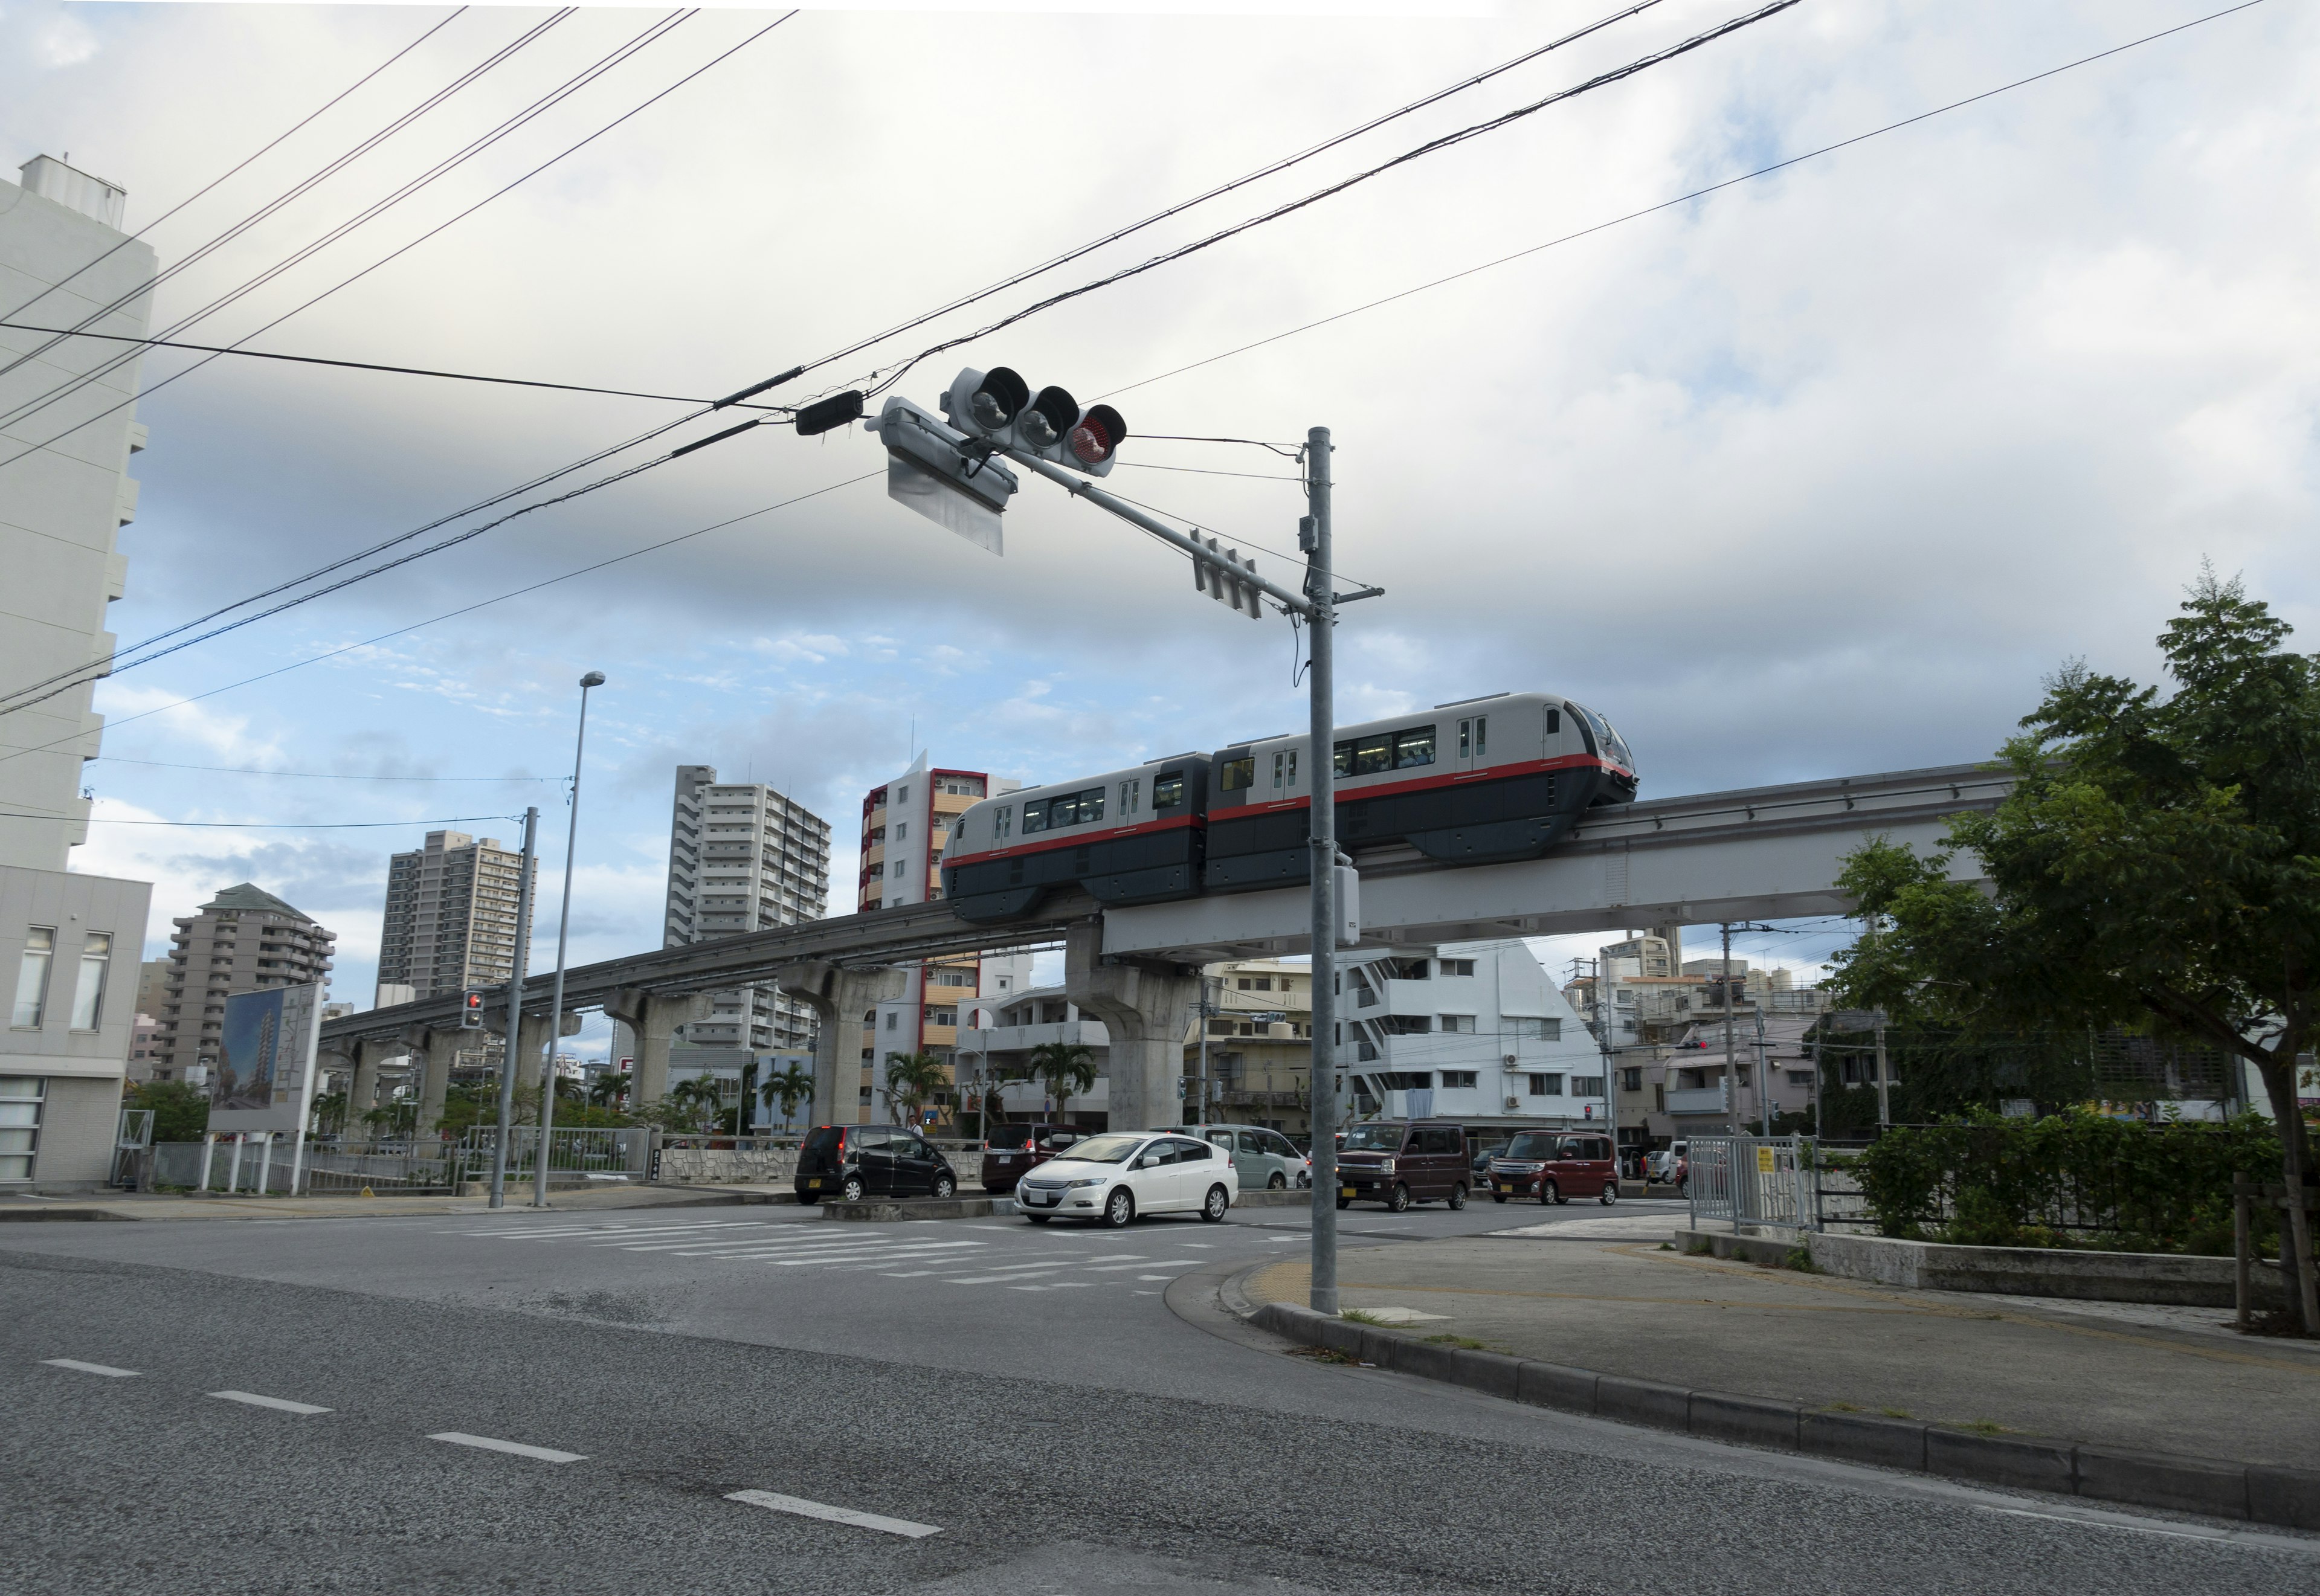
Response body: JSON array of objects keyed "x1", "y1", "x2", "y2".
[
  {"x1": 1646, "y1": 1141, "x2": 1689, "y2": 1185},
  {"x1": 1335, "y1": 1120, "x2": 1471, "y2": 1212},
  {"x1": 1491, "y1": 1131, "x2": 1619, "y2": 1206},
  {"x1": 793, "y1": 1124, "x2": 959, "y2": 1203},
  {"x1": 1014, "y1": 1131, "x2": 1236, "y2": 1227},
  {"x1": 979, "y1": 1122, "x2": 1085, "y2": 1192},
  {"x1": 1469, "y1": 1138, "x2": 1512, "y2": 1187},
  {"x1": 1191, "y1": 1124, "x2": 1311, "y2": 1190}
]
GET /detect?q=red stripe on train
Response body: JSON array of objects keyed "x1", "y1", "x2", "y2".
[{"x1": 942, "y1": 810, "x2": 1199, "y2": 870}]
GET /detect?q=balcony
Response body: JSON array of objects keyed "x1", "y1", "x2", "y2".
[
  {"x1": 1664, "y1": 1084, "x2": 1732, "y2": 1115},
  {"x1": 958, "y1": 1019, "x2": 1110, "y2": 1054}
]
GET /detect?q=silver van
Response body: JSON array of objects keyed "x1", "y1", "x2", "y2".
[{"x1": 1190, "y1": 1123, "x2": 1312, "y2": 1190}]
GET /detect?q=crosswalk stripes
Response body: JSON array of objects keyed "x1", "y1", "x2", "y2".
[{"x1": 433, "y1": 1215, "x2": 1278, "y2": 1292}]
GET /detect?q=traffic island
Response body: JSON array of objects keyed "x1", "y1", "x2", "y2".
[{"x1": 1220, "y1": 1224, "x2": 2320, "y2": 1531}]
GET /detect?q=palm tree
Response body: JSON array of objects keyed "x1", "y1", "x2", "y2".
[
  {"x1": 667, "y1": 1072, "x2": 723, "y2": 1134},
  {"x1": 588, "y1": 1070, "x2": 630, "y2": 1109},
  {"x1": 760, "y1": 1060, "x2": 815, "y2": 1132},
  {"x1": 1026, "y1": 1040, "x2": 1097, "y2": 1124},
  {"x1": 883, "y1": 1051, "x2": 950, "y2": 1129}
]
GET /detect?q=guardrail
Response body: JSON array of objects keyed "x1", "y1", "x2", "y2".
[{"x1": 1688, "y1": 1135, "x2": 1814, "y2": 1233}]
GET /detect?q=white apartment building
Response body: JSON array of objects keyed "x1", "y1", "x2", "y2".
[
  {"x1": 375, "y1": 830, "x2": 536, "y2": 1002},
  {"x1": 1336, "y1": 941, "x2": 1609, "y2": 1129},
  {"x1": 1, "y1": 158, "x2": 153, "y2": 870},
  {"x1": 663, "y1": 766, "x2": 831, "y2": 1052}
]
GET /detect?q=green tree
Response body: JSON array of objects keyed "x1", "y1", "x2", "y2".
[
  {"x1": 125, "y1": 1080, "x2": 209, "y2": 1142},
  {"x1": 1026, "y1": 1041, "x2": 1097, "y2": 1123},
  {"x1": 883, "y1": 1051, "x2": 949, "y2": 1128},
  {"x1": 664, "y1": 1073, "x2": 725, "y2": 1134},
  {"x1": 588, "y1": 1070, "x2": 630, "y2": 1109},
  {"x1": 759, "y1": 1060, "x2": 815, "y2": 1131},
  {"x1": 1828, "y1": 571, "x2": 2319, "y2": 1328}
]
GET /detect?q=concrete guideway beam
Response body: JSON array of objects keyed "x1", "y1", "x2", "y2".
[
  {"x1": 1063, "y1": 919, "x2": 1199, "y2": 1136},
  {"x1": 604, "y1": 988, "x2": 709, "y2": 1109},
  {"x1": 775, "y1": 962, "x2": 904, "y2": 1128}
]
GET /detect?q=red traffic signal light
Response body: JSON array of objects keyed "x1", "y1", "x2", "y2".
[{"x1": 460, "y1": 989, "x2": 485, "y2": 1029}]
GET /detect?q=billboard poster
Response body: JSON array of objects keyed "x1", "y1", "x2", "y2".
[{"x1": 209, "y1": 982, "x2": 326, "y2": 1136}]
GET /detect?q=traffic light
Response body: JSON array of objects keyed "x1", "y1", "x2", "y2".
[
  {"x1": 460, "y1": 989, "x2": 485, "y2": 1029},
  {"x1": 941, "y1": 367, "x2": 1126, "y2": 477}
]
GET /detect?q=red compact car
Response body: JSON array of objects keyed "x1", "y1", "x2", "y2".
[{"x1": 980, "y1": 1123, "x2": 1085, "y2": 1192}]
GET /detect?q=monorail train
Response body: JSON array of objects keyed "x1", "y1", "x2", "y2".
[{"x1": 938, "y1": 691, "x2": 1637, "y2": 925}]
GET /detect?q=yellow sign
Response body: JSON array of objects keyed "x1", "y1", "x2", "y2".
[{"x1": 1756, "y1": 1147, "x2": 1776, "y2": 1173}]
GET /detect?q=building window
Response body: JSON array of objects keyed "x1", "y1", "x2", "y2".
[
  {"x1": 1381, "y1": 1015, "x2": 1431, "y2": 1035},
  {"x1": 894, "y1": 822, "x2": 906, "y2": 840},
  {"x1": 70, "y1": 933, "x2": 111, "y2": 1031},
  {"x1": 1439, "y1": 1014, "x2": 1475, "y2": 1034},
  {"x1": 1528, "y1": 1073, "x2": 1565, "y2": 1096},
  {"x1": 885, "y1": 1012, "x2": 898, "y2": 1030},
  {"x1": 1441, "y1": 1070, "x2": 1478, "y2": 1089},
  {"x1": 13, "y1": 929, "x2": 54, "y2": 1028},
  {"x1": 1439, "y1": 958, "x2": 1476, "y2": 977},
  {"x1": 1574, "y1": 1075, "x2": 1606, "y2": 1096},
  {"x1": 0, "y1": 1076, "x2": 42, "y2": 1181},
  {"x1": 1620, "y1": 1067, "x2": 1643, "y2": 1092},
  {"x1": 1508, "y1": 1017, "x2": 1562, "y2": 1041},
  {"x1": 897, "y1": 785, "x2": 908, "y2": 803}
]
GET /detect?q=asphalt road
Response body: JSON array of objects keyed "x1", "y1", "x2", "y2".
[{"x1": 4, "y1": 1196, "x2": 2310, "y2": 1594}]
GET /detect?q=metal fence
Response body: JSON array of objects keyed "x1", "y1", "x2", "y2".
[
  {"x1": 1687, "y1": 1135, "x2": 1816, "y2": 1233},
  {"x1": 456, "y1": 1126, "x2": 649, "y2": 1185}
]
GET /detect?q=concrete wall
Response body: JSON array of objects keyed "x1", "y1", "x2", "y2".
[
  {"x1": 656, "y1": 1145, "x2": 984, "y2": 1186},
  {"x1": 31, "y1": 1073, "x2": 122, "y2": 1188}
]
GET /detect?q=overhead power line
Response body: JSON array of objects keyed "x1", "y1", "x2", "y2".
[
  {"x1": 88, "y1": 756, "x2": 553, "y2": 781},
  {"x1": 844, "y1": 0, "x2": 1805, "y2": 403},
  {"x1": 0, "y1": 14, "x2": 800, "y2": 719},
  {"x1": 1, "y1": 809, "x2": 526, "y2": 830},
  {"x1": 0, "y1": 321, "x2": 784, "y2": 408},
  {"x1": 1098, "y1": 0, "x2": 2276, "y2": 401},
  {"x1": 0, "y1": 7, "x2": 470, "y2": 329},
  {"x1": 0, "y1": 8, "x2": 686, "y2": 442}
]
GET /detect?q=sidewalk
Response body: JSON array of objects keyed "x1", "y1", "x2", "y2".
[
  {"x1": 0, "y1": 1183, "x2": 785, "y2": 1222},
  {"x1": 1237, "y1": 1214, "x2": 2320, "y2": 1471}
]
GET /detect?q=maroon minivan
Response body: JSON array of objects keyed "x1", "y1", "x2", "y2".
[
  {"x1": 1491, "y1": 1130, "x2": 1618, "y2": 1206},
  {"x1": 1335, "y1": 1120, "x2": 1471, "y2": 1211},
  {"x1": 979, "y1": 1123, "x2": 1084, "y2": 1193}
]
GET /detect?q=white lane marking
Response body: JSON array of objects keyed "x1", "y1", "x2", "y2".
[
  {"x1": 1008, "y1": 1281, "x2": 1094, "y2": 1292},
  {"x1": 1084, "y1": 1258, "x2": 1202, "y2": 1272},
  {"x1": 945, "y1": 1265, "x2": 1074, "y2": 1285},
  {"x1": 1138, "y1": 1275, "x2": 1178, "y2": 1281},
  {"x1": 209, "y1": 1390, "x2": 332, "y2": 1415},
  {"x1": 428, "y1": 1432, "x2": 587, "y2": 1464},
  {"x1": 726, "y1": 1488, "x2": 939, "y2": 1539},
  {"x1": 1973, "y1": 1505, "x2": 2243, "y2": 1544},
  {"x1": 772, "y1": 1247, "x2": 953, "y2": 1267},
  {"x1": 690, "y1": 1238, "x2": 907, "y2": 1258},
  {"x1": 1080, "y1": 1254, "x2": 1146, "y2": 1264},
  {"x1": 40, "y1": 1359, "x2": 139, "y2": 1378},
  {"x1": 1182, "y1": 1243, "x2": 1215, "y2": 1248},
  {"x1": 967, "y1": 1224, "x2": 1015, "y2": 1231}
]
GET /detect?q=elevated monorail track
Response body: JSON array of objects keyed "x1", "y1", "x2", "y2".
[{"x1": 320, "y1": 762, "x2": 2008, "y2": 1049}]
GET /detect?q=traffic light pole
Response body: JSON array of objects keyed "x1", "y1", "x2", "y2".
[
  {"x1": 489, "y1": 806, "x2": 540, "y2": 1210},
  {"x1": 1303, "y1": 425, "x2": 1341, "y2": 1318},
  {"x1": 999, "y1": 423, "x2": 1347, "y2": 1317}
]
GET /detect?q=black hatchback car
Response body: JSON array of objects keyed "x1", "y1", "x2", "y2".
[{"x1": 794, "y1": 1124, "x2": 960, "y2": 1203}]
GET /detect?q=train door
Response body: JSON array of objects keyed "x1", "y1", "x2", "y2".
[{"x1": 1452, "y1": 709, "x2": 1489, "y2": 776}]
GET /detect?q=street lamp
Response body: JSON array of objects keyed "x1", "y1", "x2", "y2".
[{"x1": 533, "y1": 669, "x2": 604, "y2": 1208}]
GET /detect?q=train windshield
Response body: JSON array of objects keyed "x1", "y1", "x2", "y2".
[{"x1": 1598, "y1": 717, "x2": 1635, "y2": 771}]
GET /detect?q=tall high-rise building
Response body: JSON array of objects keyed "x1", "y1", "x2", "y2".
[
  {"x1": 0, "y1": 156, "x2": 154, "y2": 872},
  {"x1": 663, "y1": 767, "x2": 831, "y2": 1051},
  {"x1": 153, "y1": 884, "x2": 336, "y2": 1077},
  {"x1": 375, "y1": 830, "x2": 536, "y2": 1003}
]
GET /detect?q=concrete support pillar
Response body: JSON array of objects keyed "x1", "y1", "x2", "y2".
[
  {"x1": 605, "y1": 988, "x2": 709, "y2": 1109},
  {"x1": 1063, "y1": 919, "x2": 1200, "y2": 1134},
  {"x1": 349, "y1": 1038, "x2": 399, "y2": 1144},
  {"x1": 776, "y1": 962, "x2": 906, "y2": 1128},
  {"x1": 403, "y1": 1028, "x2": 460, "y2": 1139},
  {"x1": 514, "y1": 1011, "x2": 582, "y2": 1107}
]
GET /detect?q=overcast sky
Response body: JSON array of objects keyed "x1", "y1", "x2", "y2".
[{"x1": 5, "y1": 0, "x2": 2313, "y2": 1042}]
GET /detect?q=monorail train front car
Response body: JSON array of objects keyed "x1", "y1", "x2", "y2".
[{"x1": 938, "y1": 691, "x2": 1635, "y2": 924}]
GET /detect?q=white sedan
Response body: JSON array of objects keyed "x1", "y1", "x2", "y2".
[{"x1": 1013, "y1": 1131, "x2": 1237, "y2": 1228}]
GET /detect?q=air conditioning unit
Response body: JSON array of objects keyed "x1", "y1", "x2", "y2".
[
  {"x1": 1503, "y1": 1054, "x2": 1518, "y2": 1066},
  {"x1": 1503, "y1": 1095, "x2": 1521, "y2": 1110}
]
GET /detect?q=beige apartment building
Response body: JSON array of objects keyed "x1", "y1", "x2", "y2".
[
  {"x1": 152, "y1": 884, "x2": 335, "y2": 1080},
  {"x1": 375, "y1": 829, "x2": 536, "y2": 1003}
]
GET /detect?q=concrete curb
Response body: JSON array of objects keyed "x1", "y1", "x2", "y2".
[
  {"x1": 820, "y1": 1195, "x2": 1020, "y2": 1221},
  {"x1": 1247, "y1": 1299, "x2": 2320, "y2": 1532}
]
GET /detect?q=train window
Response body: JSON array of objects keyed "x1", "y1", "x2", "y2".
[
  {"x1": 1545, "y1": 707, "x2": 1561, "y2": 735},
  {"x1": 994, "y1": 805, "x2": 1013, "y2": 839},
  {"x1": 1335, "y1": 735, "x2": 1391, "y2": 776},
  {"x1": 1020, "y1": 800, "x2": 1049, "y2": 834},
  {"x1": 1393, "y1": 727, "x2": 1436, "y2": 768},
  {"x1": 1271, "y1": 750, "x2": 1298, "y2": 790},
  {"x1": 1153, "y1": 771, "x2": 1185, "y2": 810},
  {"x1": 1047, "y1": 788, "x2": 1104, "y2": 826},
  {"x1": 1219, "y1": 757, "x2": 1255, "y2": 791}
]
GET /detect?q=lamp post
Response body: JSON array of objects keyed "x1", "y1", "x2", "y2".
[{"x1": 533, "y1": 670, "x2": 604, "y2": 1208}]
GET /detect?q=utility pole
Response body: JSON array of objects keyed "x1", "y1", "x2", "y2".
[
  {"x1": 535, "y1": 671, "x2": 604, "y2": 1208},
  {"x1": 1754, "y1": 1007, "x2": 1771, "y2": 1137},
  {"x1": 1195, "y1": 974, "x2": 1216, "y2": 1127},
  {"x1": 1304, "y1": 424, "x2": 1342, "y2": 1318},
  {"x1": 1721, "y1": 921, "x2": 1737, "y2": 1136},
  {"x1": 488, "y1": 807, "x2": 540, "y2": 1209}
]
